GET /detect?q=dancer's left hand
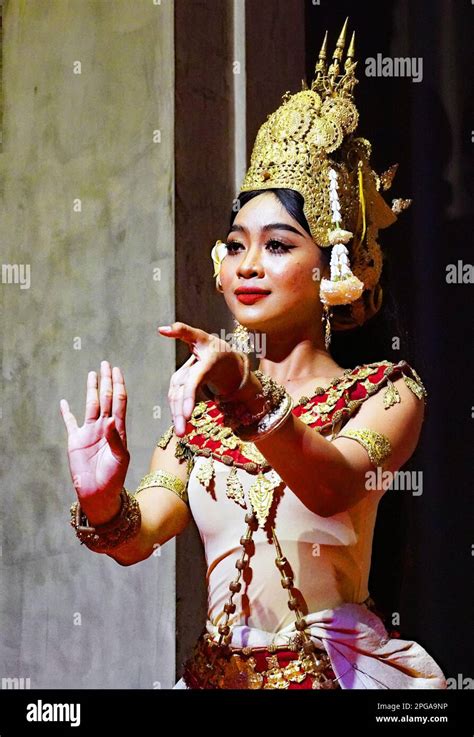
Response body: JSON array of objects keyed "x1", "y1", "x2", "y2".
[{"x1": 158, "y1": 322, "x2": 246, "y2": 436}]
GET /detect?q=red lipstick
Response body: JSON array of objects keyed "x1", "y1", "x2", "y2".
[
  {"x1": 235, "y1": 287, "x2": 270, "y2": 305},
  {"x1": 236, "y1": 293, "x2": 269, "y2": 304}
]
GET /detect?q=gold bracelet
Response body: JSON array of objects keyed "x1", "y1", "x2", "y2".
[
  {"x1": 333, "y1": 427, "x2": 392, "y2": 467},
  {"x1": 216, "y1": 368, "x2": 288, "y2": 431},
  {"x1": 232, "y1": 376, "x2": 294, "y2": 442},
  {"x1": 70, "y1": 488, "x2": 142, "y2": 554},
  {"x1": 135, "y1": 469, "x2": 189, "y2": 507},
  {"x1": 233, "y1": 391, "x2": 294, "y2": 441}
]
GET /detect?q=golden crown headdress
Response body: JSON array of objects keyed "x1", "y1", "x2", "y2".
[{"x1": 234, "y1": 18, "x2": 412, "y2": 331}]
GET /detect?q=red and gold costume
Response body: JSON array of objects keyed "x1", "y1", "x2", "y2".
[{"x1": 160, "y1": 361, "x2": 447, "y2": 689}]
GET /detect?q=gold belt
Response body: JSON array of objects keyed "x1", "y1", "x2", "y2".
[{"x1": 181, "y1": 631, "x2": 340, "y2": 690}]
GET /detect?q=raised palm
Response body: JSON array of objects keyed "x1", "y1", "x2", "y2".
[{"x1": 60, "y1": 362, "x2": 130, "y2": 503}]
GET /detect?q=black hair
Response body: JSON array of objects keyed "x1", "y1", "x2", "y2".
[
  {"x1": 230, "y1": 188, "x2": 412, "y2": 368},
  {"x1": 231, "y1": 188, "x2": 310, "y2": 235},
  {"x1": 230, "y1": 188, "x2": 330, "y2": 267}
]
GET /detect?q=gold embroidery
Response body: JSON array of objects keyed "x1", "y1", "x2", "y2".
[
  {"x1": 183, "y1": 635, "x2": 338, "y2": 689},
  {"x1": 176, "y1": 360, "x2": 424, "y2": 486},
  {"x1": 195, "y1": 457, "x2": 215, "y2": 490},
  {"x1": 192, "y1": 401, "x2": 207, "y2": 417},
  {"x1": 135, "y1": 469, "x2": 189, "y2": 506},
  {"x1": 220, "y1": 455, "x2": 234, "y2": 466},
  {"x1": 186, "y1": 457, "x2": 194, "y2": 478},
  {"x1": 383, "y1": 368, "x2": 427, "y2": 406},
  {"x1": 220, "y1": 431, "x2": 240, "y2": 450},
  {"x1": 226, "y1": 466, "x2": 246, "y2": 507},
  {"x1": 248, "y1": 471, "x2": 281, "y2": 527},
  {"x1": 403, "y1": 374, "x2": 427, "y2": 401},
  {"x1": 333, "y1": 427, "x2": 392, "y2": 467},
  {"x1": 383, "y1": 379, "x2": 401, "y2": 409},
  {"x1": 221, "y1": 655, "x2": 264, "y2": 689},
  {"x1": 181, "y1": 366, "x2": 363, "y2": 462},
  {"x1": 299, "y1": 409, "x2": 320, "y2": 425},
  {"x1": 409, "y1": 366, "x2": 428, "y2": 394},
  {"x1": 156, "y1": 424, "x2": 174, "y2": 449},
  {"x1": 239, "y1": 441, "x2": 267, "y2": 466},
  {"x1": 174, "y1": 438, "x2": 195, "y2": 466}
]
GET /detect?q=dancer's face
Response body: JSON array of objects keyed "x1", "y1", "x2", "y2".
[{"x1": 219, "y1": 192, "x2": 329, "y2": 334}]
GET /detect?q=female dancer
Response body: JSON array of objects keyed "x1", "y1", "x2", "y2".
[{"x1": 61, "y1": 22, "x2": 447, "y2": 689}]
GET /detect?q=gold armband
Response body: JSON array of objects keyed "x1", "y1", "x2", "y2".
[
  {"x1": 333, "y1": 427, "x2": 392, "y2": 467},
  {"x1": 135, "y1": 469, "x2": 189, "y2": 507}
]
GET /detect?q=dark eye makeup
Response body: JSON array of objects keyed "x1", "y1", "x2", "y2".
[{"x1": 225, "y1": 239, "x2": 295, "y2": 255}]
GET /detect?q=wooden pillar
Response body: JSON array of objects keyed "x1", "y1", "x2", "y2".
[{"x1": 174, "y1": 0, "x2": 306, "y2": 678}]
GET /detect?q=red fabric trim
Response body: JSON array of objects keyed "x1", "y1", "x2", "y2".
[{"x1": 180, "y1": 361, "x2": 418, "y2": 469}]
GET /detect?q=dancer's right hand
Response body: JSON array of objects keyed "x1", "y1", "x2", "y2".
[{"x1": 60, "y1": 361, "x2": 130, "y2": 520}]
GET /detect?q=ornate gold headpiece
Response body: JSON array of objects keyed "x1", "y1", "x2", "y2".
[{"x1": 236, "y1": 18, "x2": 412, "y2": 330}]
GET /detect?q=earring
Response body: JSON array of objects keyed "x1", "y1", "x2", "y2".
[
  {"x1": 321, "y1": 304, "x2": 332, "y2": 350},
  {"x1": 211, "y1": 240, "x2": 227, "y2": 294},
  {"x1": 231, "y1": 318, "x2": 253, "y2": 354}
]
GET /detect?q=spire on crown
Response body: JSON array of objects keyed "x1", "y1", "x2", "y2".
[{"x1": 312, "y1": 18, "x2": 358, "y2": 101}]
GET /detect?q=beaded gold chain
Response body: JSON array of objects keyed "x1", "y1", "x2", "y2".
[{"x1": 201, "y1": 510, "x2": 335, "y2": 689}]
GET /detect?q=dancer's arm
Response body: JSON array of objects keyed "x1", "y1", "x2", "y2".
[
  {"x1": 107, "y1": 432, "x2": 192, "y2": 566},
  {"x1": 254, "y1": 376, "x2": 424, "y2": 516},
  {"x1": 61, "y1": 361, "x2": 191, "y2": 566},
  {"x1": 158, "y1": 323, "x2": 425, "y2": 519}
]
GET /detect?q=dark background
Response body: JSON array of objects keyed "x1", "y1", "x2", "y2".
[{"x1": 305, "y1": 0, "x2": 473, "y2": 679}]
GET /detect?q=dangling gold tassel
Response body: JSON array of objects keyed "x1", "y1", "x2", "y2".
[
  {"x1": 247, "y1": 471, "x2": 282, "y2": 528},
  {"x1": 196, "y1": 456, "x2": 215, "y2": 490},
  {"x1": 248, "y1": 472, "x2": 274, "y2": 528},
  {"x1": 383, "y1": 378, "x2": 401, "y2": 409},
  {"x1": 226, "y1": 466, "x2": 246, "y2": 507},
  {"x1": 358, "y1": 161, "x2": 367, "y2": 245},
  {"x1": 322, "y1": 304, "x2": 332, "y2": 349}
]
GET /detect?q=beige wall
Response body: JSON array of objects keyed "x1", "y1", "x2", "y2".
[
  {"x1": 0, "y1": 0, "x2": 176, "y2": 688},
  {"x1": 0, "y1": 0, "x2": 308, "y2": 688}
]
